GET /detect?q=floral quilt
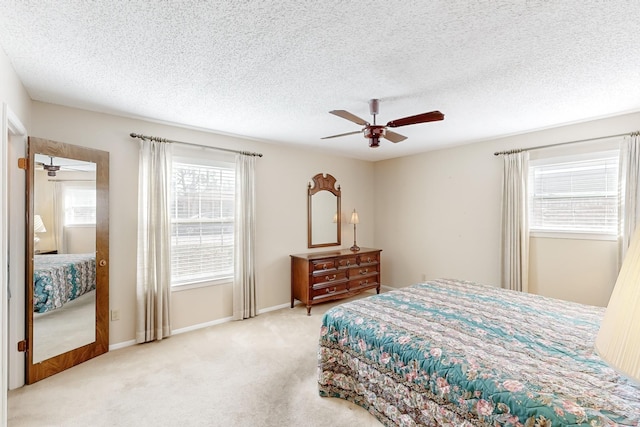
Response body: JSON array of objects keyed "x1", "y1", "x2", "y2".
[
  {"x1": 33, "y1": 253, "x2": 96, "y2": 313},
  {"x1": 318, "y1": 278, "x2": 640, "y2": 426}
]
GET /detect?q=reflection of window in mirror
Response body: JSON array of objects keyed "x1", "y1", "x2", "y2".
[
  {"x1": 33, "y1": 155, "x2": 96, "y2": 255},
  {"x1": 64, "y1": 184, "x2": 96, "y2": 225}
]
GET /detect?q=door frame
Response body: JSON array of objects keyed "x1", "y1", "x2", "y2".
[{"x1": 2, "y1": 103, "x2": 27, "y2": 426}]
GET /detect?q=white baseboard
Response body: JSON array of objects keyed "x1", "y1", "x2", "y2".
[
  {"x1": 172, "y1": 315, "x2": 234, "y2": 336},
  {"x1": 109, "y1": 339, "x2": 136, "y2": 352},
  {"x1": 108, "y1": 301, "x2": 293, "y2": 350},
  {"x1": 258, "y1": 302, "x2": 290, "y2": 314}
]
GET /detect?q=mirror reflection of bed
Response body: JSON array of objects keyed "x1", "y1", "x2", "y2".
[{"x1": 33, "y1": 153, "x2": 97, "y2": 364}]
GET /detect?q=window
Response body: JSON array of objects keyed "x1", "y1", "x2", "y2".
[
  {"x1": 63, "y1": 184, "x2": 96, "y2": 225},
  {"x1": 170, "y1": 157, "x2": 235, "y2": 287},
  {"x1": 528, "y1": 151, "x2": 619, "y2": 236}
]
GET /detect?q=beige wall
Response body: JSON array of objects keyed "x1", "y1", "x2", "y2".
[
  {"x1": 2, "y1": 44, "x2": 32, "y2": 395},
  {"x1": 529, "y1": 237, "x2": 618, "y2": 306},
  {"x1": 29, "y1": 102, "x2": 376, "y2": 342},
  {"x1": 0, "y1": 45, "x2": 31, "y2": 128},
  {"x1": 374, "y1": 111, "x2": 640, "y2": 307}
]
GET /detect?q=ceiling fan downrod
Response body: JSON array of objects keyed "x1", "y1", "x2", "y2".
[{"x1": 369, "y1": 99, "x2": 379, "y2": 123}]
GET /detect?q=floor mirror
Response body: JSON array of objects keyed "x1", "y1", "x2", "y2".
[{"x1": 25, "y1": 137, "x2": 109, "y2": 383}]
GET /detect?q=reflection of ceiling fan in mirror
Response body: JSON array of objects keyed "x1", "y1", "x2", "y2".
[
  {"x1": 39, "y1": 157, "x2": 60, "y2": 177},
  {"x1": 322, "y1": 99, "x2": 444, "y2": 148},
  {"x1": 35, "y1": 155, "x2": 96, "y2": 177}
]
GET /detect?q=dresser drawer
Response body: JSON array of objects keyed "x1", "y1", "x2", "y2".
[
  {"x1": 312, "y1": 258, "x2": 337, "y2": 272},
  {"x1": 312, "y1": 270, "x2": 348, "y2": 286},
  {"x1": 336, "y1": 255, "x2": 358, "y2": 268},
  {"x1": 311, "y1": 282, "x2": 348, "y2": 299},
  {"x1": 358, "y1": 252, "x2": 379, "y2": 266},
  {"x1": 349, "y1": 265, "x2": 377, "y2": 278},
  {"x1": 348, "y1": 277, "x2": 378, "y2": 292}
]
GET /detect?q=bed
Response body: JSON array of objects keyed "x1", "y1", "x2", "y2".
[
  {"x1": 33, "y1": 253, "x2": 96, "y2": 313},
  {"x1": 318, "y1": 278, "x2": 640, "y2": 426}
]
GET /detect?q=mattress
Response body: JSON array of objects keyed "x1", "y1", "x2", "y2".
[
  {"x1": 33, "y1": 253, "x2": 96, "y2": 313},
  {"x1": 318, "y1": 278, "x2": 640, "y2": 426}
]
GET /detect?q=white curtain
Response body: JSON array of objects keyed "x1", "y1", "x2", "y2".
[
  {"x1": 618, "y1": 132, "x2": 640, "y2": 266},
  {"x1": 52, "y1": 182, "x2": 65, "y2": 253},
  {"x1": 233, "y1": 154, "x2": 257, "y2": 320},
  {"x1": 136, "y1": 139, "x2": 172, "y2": 343},
  {"x1": 500, "y1": 151, "x2": 529, "y2": 292}
]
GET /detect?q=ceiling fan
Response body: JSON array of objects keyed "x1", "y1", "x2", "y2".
[
  {"x1": 39, "y1": 157, "x2": 61, "y2": 177},
  {"x1": 35, "y1": 156, "x2": 93, "y2": 177},
  {"x1": 321, "y1": 99, "x2": 444, "y2": 148}
]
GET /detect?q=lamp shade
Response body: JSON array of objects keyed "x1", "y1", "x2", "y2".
[
  {"x1": 33, "y1": 215, "x2": 47, "y2": 233},
  {"x1": 349, "y1": 209, "x2": 359, "y2": 225},
  {"x1": 595, "y1": 226, "x2": 640, "y2": 382}
]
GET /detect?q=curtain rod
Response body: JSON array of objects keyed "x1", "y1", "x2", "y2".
[
  {"x1": 493, "y1": 131, "x2": 637, "y2": 156},
  {"x1": 48, "y1": 179, "x2": 94, "y2": 182},
  {"x1": 129, "y1": 132, "x2": 263, "y2": 157}
]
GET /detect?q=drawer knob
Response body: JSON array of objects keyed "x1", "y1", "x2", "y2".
[
  {"x1": 325, "y1": 274, "x2": 337, "y2": 281},
  {"x1": 359, "y1": 268, "x2": 368, "y2": 275},
  {"x1": 325, "y1": 287, "x2": 336, "y2": 294}
]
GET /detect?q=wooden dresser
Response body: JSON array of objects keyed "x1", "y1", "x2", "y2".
[{"x1": 290, "y1": 248, "x2": 381, "y2": 315}]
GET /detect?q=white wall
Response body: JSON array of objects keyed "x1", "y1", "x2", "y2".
[
  {"x1": 29, "y1": 102, "x2": 376, "y2": 342},
  {"x1": 374, "y1": 111, "x2": 640, "y2": 307}
]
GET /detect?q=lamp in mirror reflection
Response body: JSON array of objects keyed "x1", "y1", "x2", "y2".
[
  {"x1": 349, "y1": 209, "x2": 360, "y2": 252},
  {"x1": 33, "y1": 214, "x2": 47, "y2": 249},
  {"x1": 595, "y1": 226, "x2": 640, "y2": 383}
]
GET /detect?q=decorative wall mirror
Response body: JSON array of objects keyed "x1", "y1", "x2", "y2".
[
  {"x1": 308, "y1": 173, "x2": 341, "y2": 248},
  {"x1": 26, "y1": 137, "x2": 109, "y2": 383}
]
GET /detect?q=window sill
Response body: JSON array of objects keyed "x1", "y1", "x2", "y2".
[
  {"x1": 530, "y1": 230, "x2": 618, "y2": 241},
  {"x1": 171, "y1": 277, "x2": 233, "y2": 292}
]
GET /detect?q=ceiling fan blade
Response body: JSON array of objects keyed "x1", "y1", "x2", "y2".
[
  {"x1": 321, "y1": 130, "x2": 363, "y2": 140},
  {"x1": 386, "y1": 110, "x2": 445, "y2": 128},
  {"x1": 329, "y1": 110, "x2": 369, "y2": 126},
  {"x1": 383, "y1": 130, "x2": 407, "y2": 143}
]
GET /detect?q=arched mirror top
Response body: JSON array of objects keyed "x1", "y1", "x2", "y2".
[
  {"x1": 308, "y1": 173, "x2": 341, "y2": 248},
  {"x1": 308, "y1": 173, "x2": 341, "y2": 197}
]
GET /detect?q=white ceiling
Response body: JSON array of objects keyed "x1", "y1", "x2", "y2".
[{"x1": 1, "y1": 1, "x2": 640, "y2": 161}]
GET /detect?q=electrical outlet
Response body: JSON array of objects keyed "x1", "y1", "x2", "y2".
[
  {"x1": 110, "y1": 309, "x2": 120, "y2": 321},
  {"x1": 421, "y1": 273, "x2": 427, "y2": 282}
]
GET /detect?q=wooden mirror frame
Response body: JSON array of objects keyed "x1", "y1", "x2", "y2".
[
  {"x1": 307, "y1": 173, "x2": 341, "y2": 248},
  {"x1": 26, "y1": 137, "x2": 109, "y2": 383}
]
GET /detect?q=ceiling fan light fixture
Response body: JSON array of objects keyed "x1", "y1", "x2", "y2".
[{"x1": 322, "y1": 99, "x2": 444, "y2": 148}]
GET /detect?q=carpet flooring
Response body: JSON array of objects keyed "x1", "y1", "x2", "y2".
[
  {"x1": 8, "y1": 295, "x2": 381, "y2": 427},
  {"x1": 33, "y1": 291, "x2": 95, "y2": 363}
]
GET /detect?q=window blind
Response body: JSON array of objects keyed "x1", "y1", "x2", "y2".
[
  {"x1": 171, "y1": 160, "x2": 235, "y2": 285},
  {"x1": 529, "y1": 153, "x2": 619, "y2": 234},
  {"x1": 64, "y1": 186, "x2": 96, "y2": 225}
]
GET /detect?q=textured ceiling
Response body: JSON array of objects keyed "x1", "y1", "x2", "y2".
[{"x1": 1, "y1": 1, "x2": 640, "y2": 161}]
